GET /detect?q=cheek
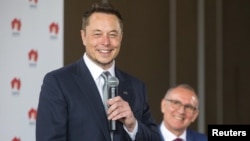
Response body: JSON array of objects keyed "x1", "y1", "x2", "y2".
[
  {"x1": 114, "y1": 47, "x2": 120, "y2": 55},
  {"x1": 163, "y1": 110, "x2": 174, "y2": 121},
  {"x1": 85, "y1": 40, "x2": 98, "y2": 50},
  {"x1": 163, "y1": 107, "x2": 174, "y2": 117},
  {"x1": 191, "y1": 114, "x2": 198, "y2": 122},
  {"x1": 111, "y1": 37, "x2": 122, "y2": 46},
  {"x1": 186, "y1": 114, "x2": 197, "y2": 123},
  {"x1": 112, "y1": 43, "x2": 121, "y2": 57}
]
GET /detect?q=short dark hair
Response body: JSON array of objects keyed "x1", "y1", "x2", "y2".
[{"x1": 82, "y1": 2, "x2": 123, "y2": 31}]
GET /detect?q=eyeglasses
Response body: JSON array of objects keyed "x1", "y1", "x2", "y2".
[{"x1": 165, "y1": 99, "x2": 197, "y2": 114}]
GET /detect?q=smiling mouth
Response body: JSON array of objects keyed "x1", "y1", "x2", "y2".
[
  {"x1": 98, "y1": 49, "x2": 112, "y2": 54},
  {"x1": 174, "y1": 115, "x2": 184, "y2": 121}
]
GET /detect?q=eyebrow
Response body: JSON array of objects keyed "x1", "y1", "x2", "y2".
[
  {"x1": 92, "y1": 29, "x2": 119, "y2": 33},
  {"x1": 166, "y1": 98, "x2": 197, "y2": 107}
]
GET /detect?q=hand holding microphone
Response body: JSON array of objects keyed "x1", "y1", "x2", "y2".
[
  {"x1": 107, "y1": 76, "x2": 119, "y2": 131},
  {"x1": 107, "y1": 76, "x2": 137, "y2": 132}
]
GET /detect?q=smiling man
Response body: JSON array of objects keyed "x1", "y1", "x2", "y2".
[
  {"x1": 159, "y1": 84, "x2": 208, "y2": 141},
  {"x1": 36, "y1": 2, "x2": 161, "y2": 141}
]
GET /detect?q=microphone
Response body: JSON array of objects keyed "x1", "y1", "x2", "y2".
[{"x1": 107, "y1": 76, "x2": 119, "y2": 131}]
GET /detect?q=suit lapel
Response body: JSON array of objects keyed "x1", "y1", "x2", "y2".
[
  {"x1": 71, "y1": 61, "x2": 135, "y2": 141},
  {"x1": 186, "y1": 129, "x2": 194, "y2": 141},
  {"x1": 73, "y1": 59, "x2": 111, "y2": 141},
  {"x1": 115, "y1": 69, "x2": 133, "y2": 104}
]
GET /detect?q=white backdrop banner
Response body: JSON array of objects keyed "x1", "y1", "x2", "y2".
[{"x1": 0, "y1": 0, "x2": 64, "y2": 140}]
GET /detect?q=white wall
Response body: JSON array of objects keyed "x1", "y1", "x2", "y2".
[{"x1": 0, "y1": 0, "x2": 64, "y2": 140}]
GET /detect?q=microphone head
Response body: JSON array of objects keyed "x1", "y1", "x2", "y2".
[{"x1": 107, "y1": 76, "x2": 119, "y2": 87}]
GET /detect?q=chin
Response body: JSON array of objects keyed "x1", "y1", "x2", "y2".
[{"x1": 96, "y1": 59, "x2": 113, "y2": 66}]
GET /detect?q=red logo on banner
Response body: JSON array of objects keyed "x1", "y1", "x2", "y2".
[
  {"x1": 11, "y1": 18, "x2": 21, "y2": 35},
  {"x1": 29, "y1": 0, "x2": 38, "y2": 4},
  {"x1": 12, "y1": 137, "x2": 21, "y2": 141},
  {"x1": 28, "y1": 108, "x2": 37, "y2": 124},
  {"x1": 49, "y1": 22, "x2": 59, "y2": 39},
  {"x1": 29, "y1": 0, "x2": 38, "y2": 7},
  {"x1": 11, "y1": 77, "x2": 21, "y2": 94},
  {"x1": 28, "y1": 49, "x2": 38, "y2": 66}
]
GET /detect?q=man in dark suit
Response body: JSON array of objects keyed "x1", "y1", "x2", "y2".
[
  {"x1": 36, "y1": 2, "x2": 161, "y2": 141},
  {"x1": 159, "y1": 84, "x2": 208, "y2": 141}
]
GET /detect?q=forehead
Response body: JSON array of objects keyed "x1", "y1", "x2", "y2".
[
  {"x1": 88, "y1": 13, "x2": 120, "y2": 26},
  {"x1": 168, "y1": 87, "x2": 198, "y2": 104}
]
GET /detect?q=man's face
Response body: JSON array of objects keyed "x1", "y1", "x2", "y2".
[
  {"x1": 161, "y1": 87, "x2": 199, "y2": 135},
  {"x1": 81, "y1": 12, "x2": 123, "y2": 69}
]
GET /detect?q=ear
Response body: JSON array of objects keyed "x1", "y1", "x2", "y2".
[
  {"x1": 80, "y1": 30, "x2": 86, "y2": 46},
  {"x1": 161, "y1": 99, "x2": 167, "y2": 113},
  {"x1": 191, "y1": 110, "x2": 199, "y2": 122},
  {"x1": 120, "y1": 31, "x2": 123, "y2": 41}
]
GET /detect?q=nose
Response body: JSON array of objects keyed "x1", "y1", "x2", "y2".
[
  {"x1": 177, "y1": 105, "x2": 185, "y2": 113},
  {"x1": 101, "y1": 35, "x2": 110, "y2": 46}
]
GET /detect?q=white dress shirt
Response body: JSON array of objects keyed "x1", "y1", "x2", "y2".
[
  {"x1": 160, "y1": 122, "x2": 186, "y2": 141},
  {"x1": 83, "y1": 53, "x2": 115, "y2": 98},
  {"x1": 83, "y1": 53, "x2": 138, "y2": 140}
]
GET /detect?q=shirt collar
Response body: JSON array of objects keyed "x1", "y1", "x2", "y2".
[
  {"x1": 160, "y1": 122, "x2": 187, "y2": 141},
  {"x1": 83, "y1": 52, "x2": 115, "y2": 81}
]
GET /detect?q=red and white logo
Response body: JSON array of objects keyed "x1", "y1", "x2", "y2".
[
  {"x1": 29, "y1": 0, "x2": 38, "y2": 4},
  {"x1": 29, "y1": 0, "x2": 38, "y2": 8},
  {"x1": 11, "y1": 18, "x2": 21, "y2": 35},
  {"x1": 12, "y1": 137, "x2": 21, "y2": 141},
  {"x1": 49, "y1": 22, "x2": 59, "y2": 38},
  {"x1": 28, "y1": 108, "x2": 37, "y2": 123},
  {"x1": 28, "y1": 49, "x2": 38, "y2": 66},
  {"x1": 11, "y1": 77, "x2": 21, "y2": 94}
]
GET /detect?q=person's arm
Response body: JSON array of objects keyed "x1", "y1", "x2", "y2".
[
  {"x1": 132, "y1": 83, "x2": 161, "y2": 141},
  {"x1": 36, "y1": 73, "x2": 67, "y2": 141},
  {"x1": 123, "y1": 120, "x2": 138, "y2": 140}
]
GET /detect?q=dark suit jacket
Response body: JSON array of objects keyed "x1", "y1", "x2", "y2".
[
  {"x1": 36, "y1": 58, "x2": 161, "y2": 141},
  {"x1": 159, "y1": 127, "x2": 208, "y2": 141},
  {"x1": 185, "y1": 129, "x2": 208, "y2": 141}
]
